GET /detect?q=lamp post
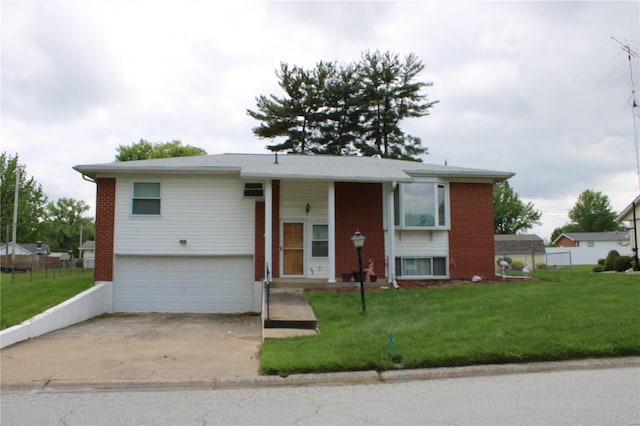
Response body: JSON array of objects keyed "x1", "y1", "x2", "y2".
[{"x1": 351, "y1": 230, "x2": 366, "y2": 312}]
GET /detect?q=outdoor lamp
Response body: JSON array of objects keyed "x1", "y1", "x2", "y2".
[{"x1": 351, "y1": 230, "x2": 366, "y2": 312}]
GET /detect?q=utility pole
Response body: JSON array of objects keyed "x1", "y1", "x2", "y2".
[
  {"x1": 612, "y1": 37, "x2": 640, "y2": 190},
  {"x1": 4, "y1": 225, "x2": 9, "y2": 269},
  {"x1": 11, "y1": 164, "x2": 20, "y2": 283}
]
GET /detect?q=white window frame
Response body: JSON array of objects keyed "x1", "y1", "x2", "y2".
[
  {"x1": 394, "y1": 181, "x2": 449, "y2": 230},
  {"x1": 311, "y1": 224, "x2": 329, "y2": 258},
  {"x1": 395, "y1": 256, "x2": 448, "y2": 278},
  {"x1": 131, "y1": 182, "x2": 161, "y2": 216}
]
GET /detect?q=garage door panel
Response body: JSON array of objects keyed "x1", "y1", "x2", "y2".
[{"x1": 114, "y1": 256, "x2": 254, "y2": 313}]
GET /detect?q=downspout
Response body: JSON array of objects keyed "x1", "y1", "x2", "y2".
[
  {"x1": 328, "y1": 182, "x2": 336, "y2": 283},
  {"x1": 389, "y1": 181, "x2": 399, "y2": 289}
]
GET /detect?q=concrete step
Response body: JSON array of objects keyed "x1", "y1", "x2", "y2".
[{"x1": 263, "y1": 288, "x2": 318, "y2": 330}]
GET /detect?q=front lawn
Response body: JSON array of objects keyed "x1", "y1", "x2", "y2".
[
  {"x1": 260, "y1": 266, "x2": 640, "y2": 376},
  {"x1": 1, "y1": 269, "x2": 94, "y2": 330}
]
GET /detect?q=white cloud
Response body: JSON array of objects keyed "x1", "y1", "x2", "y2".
[{"x1": 1, "y1": 0, "x2": 638, "y2": 238}]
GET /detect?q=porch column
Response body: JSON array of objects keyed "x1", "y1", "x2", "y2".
[
  {"x1": 328, "y1": 182, "x2": 336, "y2": 283},
  {"x1": 388, "y1": 182, "x2": 397, "y2": 286},
  {"x1": 264, "y1": 180, "x2": 273, "y2": 281}
]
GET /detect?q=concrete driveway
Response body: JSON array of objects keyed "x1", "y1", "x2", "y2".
[{"x1": 0, "y1": 313, "x2": 262, "y2": 387}]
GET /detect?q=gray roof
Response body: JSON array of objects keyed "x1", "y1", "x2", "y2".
[
  {"x1": 74, "y1": 153, "x2": 514, "y2": 183},
  {"x1": 79, "y1": 240, "x2": 95, "y2": 250},
  {"x1": 495, "y1": 234, "x2": 546, "y2": 255},
  {"x1": 554, "y1": 232, "x2": 630, "y2": 243},
  {"x1": 0, "y1": 243, "x2": 51, "y2": 255}
]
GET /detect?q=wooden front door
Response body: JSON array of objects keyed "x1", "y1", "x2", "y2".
[{"x1": 283, "y1": 222, "x2": 304, "y2": 275}]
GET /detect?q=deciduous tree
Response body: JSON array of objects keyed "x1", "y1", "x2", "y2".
[
  {"x1": 493, "y1": 181, "x2": 542, "y2": 234},
  {"x1": 115, "y1": 140, "x2": 207, "y2": 162},
  {"x1": 0, "y1": 152, "x2": 48, "y2": 243},
  {"x1": 568, "y1": 190, "x2": 622, "y2": 232},
  {"x1": 41, "y1": 198, "x2": 94, "y2": 254},
  {"x1": 550, "y1": 190, "x2": 623, "y2": 242}
]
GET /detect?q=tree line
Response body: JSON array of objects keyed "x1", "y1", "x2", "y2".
[{"x1": 1, "y1": 152, "x2": 94, "y2": 255}]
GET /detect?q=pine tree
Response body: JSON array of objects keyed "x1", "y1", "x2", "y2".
[{"x1": 247, "y1": 51, "x2": 438, "y2": 160}]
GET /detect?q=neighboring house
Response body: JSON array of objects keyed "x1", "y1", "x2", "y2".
[
  {"x1": 616, "y1": 194, "x2": 640, "y2": 265},
  {"x1": 79, "y1": 240, "x2": 96, "y2": 268},
  {"x1": 552, "y1": 232, "x2": 629, "y2": 248},
  {"x1": 494, "y1": 234, "x2": 545, "y2": 270},
  {"x1": 0, "y1": 242, "x2": 51, "y2": 270},
  {"x1": 74, "y1": 153, "x2": 514, "y2": 314},
  {"x1": 547, "y1": 231, "x2": 630, "y2": 266},
  {"x1": 0, "y1": 242, "x2": 51, "y2": 257}
]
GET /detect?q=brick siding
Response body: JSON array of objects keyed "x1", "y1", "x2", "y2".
[
  {"x1": 95, "y1": 178, "x2": 116, "y2": 281},
  {"x1": 554, "y1": 236, "x2": 577, "y2": 247},
  {"x1": 335, "y1": 182, "x2": 385, "y2": 280},
  {"x1": 448, "y1": 182, "x2": 496, "y2": 279}
]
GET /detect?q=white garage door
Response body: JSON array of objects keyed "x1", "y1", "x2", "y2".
[{"x1": 114, "y1": 256, "x2": 255, "y2": 313}]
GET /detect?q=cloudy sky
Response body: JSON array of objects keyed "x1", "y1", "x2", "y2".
[{"x1": 2, "y1": 1, "x2": 639, "y2": 241}]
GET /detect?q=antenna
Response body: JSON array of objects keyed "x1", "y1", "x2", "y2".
[{"x1": 612, "y1": 37, "x2": 640, "y2": 190}]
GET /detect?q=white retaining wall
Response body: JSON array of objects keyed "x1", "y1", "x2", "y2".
[{"x1": 0, "y1": 281, "x2": 113, "y2": 349}]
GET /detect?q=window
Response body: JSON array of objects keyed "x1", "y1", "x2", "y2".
[
  {"x1": 243, "y1": 182, "x2": 264, "y2": 198},
  {"x1": 394, "y1": 182, "x2": 448, "y2": 228},
  {"x1": 395, "y1": 257, "x2": 447, "y2": 277},
  {"x1": 132, "y1": 182, "x2": 161, "y2": 215},
  {"x1": 311, "y1": 224, "x2": 328, "y2": 257}
]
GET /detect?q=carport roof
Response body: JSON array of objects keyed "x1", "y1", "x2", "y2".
[{"x1": 74, "y1": 153, "x2": 514, "y2": 183}]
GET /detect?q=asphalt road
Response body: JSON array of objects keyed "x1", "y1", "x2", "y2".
[{"x1": 2, "y1": 367, "x2": 638, "y2": 425}]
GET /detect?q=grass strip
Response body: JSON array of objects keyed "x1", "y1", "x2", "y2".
[{"x1": 1, "y1": 270, "x2": 94, "y2": 330}]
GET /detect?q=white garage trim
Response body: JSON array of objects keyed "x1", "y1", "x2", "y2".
[{"x1": 114, "y1": 255, "x2": 255, "y2": 313}]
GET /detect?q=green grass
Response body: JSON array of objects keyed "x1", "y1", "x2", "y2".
[
  {"x1": 1, "y1": 269, "x2": 94, "y2": 329},
  {"x1": 260, "y1": 266, "x2": 640, "y2": 376}
]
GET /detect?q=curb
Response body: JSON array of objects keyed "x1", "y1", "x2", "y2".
[{"x1": 2, "y1": 357, "x2": 638, "y2": 392}]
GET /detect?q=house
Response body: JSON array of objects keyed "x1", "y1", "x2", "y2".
[
  {"x1": 79, "y1": 240, "x2": 96, "y2": 268},
  {"x1": 494, "y1": 234, "x2": 545, "y2": 270},
  {"x1": 73, "y1": 153, "x2": 514, "y2": 314},
  {"x1": 552, "y1": 232, "x2": 629, "y2": 249},
  {"x1": 0, "y1": 242, "x2": 51, "y2": 270},
  {"x1": 0, "y1": 242, "x2": 51, "y2": 257},
  {"x1": 547, "y1": 231, "x2": 630, "y2": 266},
  {"x1": 616, "y1": 194, "x2": 640, "y2": 266}
]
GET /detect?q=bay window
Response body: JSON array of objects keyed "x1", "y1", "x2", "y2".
[{"x1": 394, "y1": 182, "x2": 448, "y2": 228}]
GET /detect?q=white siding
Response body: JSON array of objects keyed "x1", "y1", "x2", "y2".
[
  {"x1": 114, "y1": 175, "x2": 255, "y2": 255},
  {"x1": 579, "y1": 240, "x2": 628, "y2": 249},
  {"x1": 280, "y1": 181, "x2": 328, "y2": 221},
  {"x1": 394, "y1": 230, "x2": 449, "y2": 257},
  {"x1": 280, "y1": 181, "x2": 330, "y2": 278}
]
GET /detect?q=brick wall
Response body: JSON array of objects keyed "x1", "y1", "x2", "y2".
[
  {"x1": 448, "y1": 182, "x2": 496, "y2": 279},
  {"x1": 554, "y1": 236, "x2": 577, "y2": 247},
  {"x1": 95, "y1": 178, "x2": 116, "y2": 282},
  {"x1": 335, "y1": 182, "x2": 385, "y2": 279}
]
